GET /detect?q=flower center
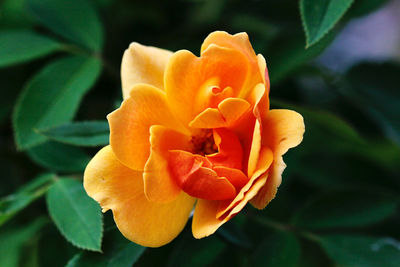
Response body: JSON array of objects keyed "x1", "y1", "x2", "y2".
[{"x1": 190, "y1": 129, "x2": 218, "y2": 156}]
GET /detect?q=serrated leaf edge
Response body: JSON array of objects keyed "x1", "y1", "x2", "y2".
[
  {"x1": 300, "y1": 0, "x2": 355, "y2": 48},
  {"x1": 46, "y1": 179, "x2": 104, "y2": 252}
]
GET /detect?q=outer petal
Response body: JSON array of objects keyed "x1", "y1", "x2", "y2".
[
  {"x1": 257, "y1": 54, "x2": 270, "y2": 92},
  {"x1": 165, "y1": 45, "x2": 249, "y2": 126},
  {"x1": 144, "y1": 125, "x2": 191, "y2": 203},
  {"x1": 192, "y1": 147, "x2": 273, "y2": 238},
  {"x1": 246, "y1": 83, "x2": 268, "y2": 177},
  {"x1": 192, "y1": 174, "x2": 267, "y2": 239},
  {"x1": 201, "y1": 31, "x2": 256, "y2": 64},
  {"x1": 251, "y1": 109, "x2": 305, "y2": 209},
  {"x1": 121, "y1": 42, "x2": 173, "y2": 98},
  {"x1": 108, "y1": 84, "x2": 188, "y2": 171},
  {"x1": 84, "y1": 146, "x2": 195, "y2": 247}
]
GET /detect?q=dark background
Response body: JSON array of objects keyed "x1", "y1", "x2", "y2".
[{"x1": 0, "y1": 0, "x2": 399, "y2": 266}]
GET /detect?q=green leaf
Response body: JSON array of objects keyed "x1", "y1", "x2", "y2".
[
  {"x1": 13, "y1": 55, "x2": 102, "y2": 150},
  {"x1": 252, "y1": 231, "x2": 301, "y2": 267},
  {"x1": 318, "y1": 234, "x2": 400, "y2": 267},
  {"x1": 0, "y1": 0, "x2": 36, "y2": 28},
  {"x1": 292, "y1": 191, "x2": 397, "y2": 229},
  {"x1": 46, "y1": 178, "x2": 103, "y2": 251},
  {"x1": 37, "y1": 121, "x2": 109, "y2": 147},
  {"x1": 344, "y1": 62, "x2": 400, "y2": 146},
  {"x1": 0, "y1": 173, "x2": 55, "y2": 226},
  {"x1": 268, "y1": 30, "x2": 336, "y2": 84},
  {"x1": 66, "y1": 242, "x2": 145, "y2": 267},
  {"x1": 0, "y1": 217, "x2": 47, "y2": 267},
  {"x1": 300, "y1": 0, "x2": 354, "y2": 47},
  {"x1": 27, "y1": 141, "x2": 90, "y2": 172},
  {"x1": 27, "y1": 0, "x2": 103, "y2": 51},
  {"x1": 0, "y1": 30, "x2": 61, "y2": 67}
]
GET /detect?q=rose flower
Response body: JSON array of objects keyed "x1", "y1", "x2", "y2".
[{"x1": 84, "y1": 31, "x2": 305, "y2": 247}]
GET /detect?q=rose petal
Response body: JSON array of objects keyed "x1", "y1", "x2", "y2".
[
  {"x1": 201, "y1": 31, "x2": 256, "y2": 65},
  {"x1": 144, "y1": 125, "x2": 191, "y2": 203},
  {"x1": 165, "y1": 45, "x2": 249, "y2": 126},
  {"x1": 247, "y1": 119, "x2": 261, "y2": 177},
  {"x1": 257, "y1": 54, "x2": 270, "y2": 92},
  {"x1": 213, "y1": 166, "x2": 249, "y2": 191},
  {"x1": 251, "y1": 109, "x2": 305, "y2": 209},
  {"x1": 206, "y1": 128, "x2": 243, "y2": 170},
  {"x1": 168, "y1": 150, "x2": 236, "y2": 200},
  {"x1": 188, "y1": 108, "x2": 226, "y2": 129},
  {"x1": 108, "y1": 84, "x2": 188, "y2": 171},
  {"x1": 200, "y1": 31, "x2": 263, "y2": 98},
  {"x1": 191, "y1": 147, "x2": 273, "y2": 238},
  {"x1": 121, "y1": 42, "x2": 173, "y2": 98},
  {"x1": 189, "y1": 98, "x2": 250, "y2": 129},
  {"x1": 191, "y1": 173, "x2": 266, "y2": 239},
  {"x1": 216, "y1": 147, "x2": 273, "y2": 219},
  {"x1": 84, "y1": 146, "x2": 195, "y2": 247},
  {"x1": 219, "y1": 98, "x2": 251, "y2": 124}
]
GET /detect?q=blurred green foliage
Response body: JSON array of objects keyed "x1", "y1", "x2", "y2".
[{"x1": 0, "y1": 0, "x2": 399, "y2": 266}]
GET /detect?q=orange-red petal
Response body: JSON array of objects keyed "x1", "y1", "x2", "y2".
[
  {"x1": 168, "y1": 150, "x2": 236, "y2": 200},
  {"x1": 206, "y1": 128, "x2": 243, "y2": 170},
  {"x1": 84, "y1": 146, "x2": 195, "y2": 247},
  {"x1": 213, "y1": 166, "x2": 249, "y2": 191}
]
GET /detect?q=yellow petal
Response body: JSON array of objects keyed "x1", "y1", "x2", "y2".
[
  {"x1": 144, "y1": 125, "x2": 191, "y2": 203},
  {"x1": 121, "y1": 42, "x2": 173, "y2": 98},
  {"x1": 84, "y1": 146, "x2": 195, "y2": 247},
  {"x1": 189, "y1": 98, "x2": 250, "y2": 129},
  {"x1": 201, "y1": 31, "x2": 255, "y2": 62},
  {"x1": 189, "y1": 108, "x2": 225, "y2": 129},
  {"x1": 250, "y1": 156, "x2": 286, "y2": 210},
  {"x1": 250, "y1": 83, "x2": 269, "y2": 121},
  {"x1": 261, "y1": 109, "x2": 305, "y2": 156},
  {"x1": 191, "y1": 199, "x2": 222, "y2": 239},
  {"x1": 257, "y1": 54, "x2": 270, "y2": 90},
  {"x1": 251, "y1": 109, "x2": 305, "y2": 209},
  {"x1": 108, "y1": 84, "x2": 188, "y2": 171},
  {"x1": 218, "y1": 98, "x2": 251, "y2": 123},
  {"x1": 247, "y1": 119, "x2": 261, "y2": 177}
]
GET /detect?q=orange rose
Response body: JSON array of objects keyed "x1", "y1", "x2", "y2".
[{"x1": 84, "y1": 31, "x2": 305, "y2": 247}]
